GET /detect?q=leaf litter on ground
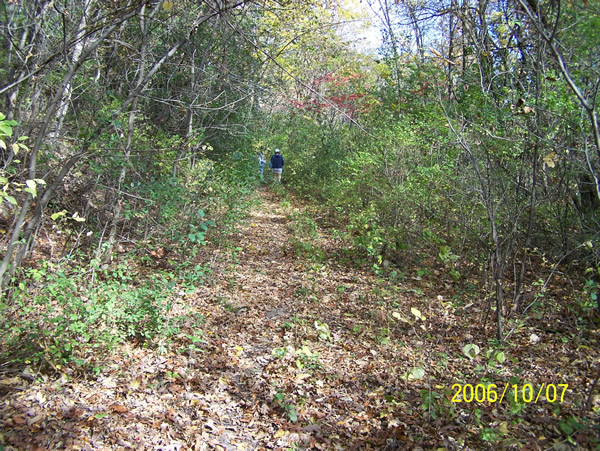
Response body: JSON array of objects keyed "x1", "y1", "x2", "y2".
[{"x1": 0, "y1": 187, "x2": 599, "y2": 450}]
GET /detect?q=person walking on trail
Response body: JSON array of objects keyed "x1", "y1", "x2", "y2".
[
  {"x1": 258, "y1": 150, "x2": 265, "y2": 177},
  {"x1": 270, "y1": 148, "x2": 284, "y2": 182}
]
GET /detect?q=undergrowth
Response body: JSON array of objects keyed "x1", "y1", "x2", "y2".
[
  {"x1": 0, "y1": 151, "x2": 260, "y2": 374},
  {"x1": 2, "y1": 262, "x2": 183, "y2": 372}
]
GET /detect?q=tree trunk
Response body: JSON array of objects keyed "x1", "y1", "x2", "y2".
[
  {"x1": 0, "y1": 8, "x2": 138, "y2": 289},
  {"x1": 52, "y1": 1, "x2": 94, "y2": 141},
  {"x1": 99, "y1": 5, "x2": 152, "y2": 264}
]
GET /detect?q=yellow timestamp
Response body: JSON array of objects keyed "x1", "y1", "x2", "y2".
[{"x1": 451, "y1": 383, "x2": 569, "y2": 404}]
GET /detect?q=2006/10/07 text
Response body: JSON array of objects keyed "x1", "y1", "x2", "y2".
[{"x1": 451, "y1": 383, "x2": 568, "y2": 404}]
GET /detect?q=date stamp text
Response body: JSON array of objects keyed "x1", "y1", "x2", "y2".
[{"x1": 450, "y1": 383, "x2": 568, "y2": 404}]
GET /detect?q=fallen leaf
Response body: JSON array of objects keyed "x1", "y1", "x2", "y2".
[
  {"x1": 295, "y1": 373, "x2": 311, "y2": 383},
  {"x1": 27, "y1": 414, "x2": 44, "y2": 426},
  {"x1": 129, "y1": 376, "x2": 141, "y2": 390},
  {"x1": 411, "y1": 307, "x2": 426, "y2": 321},
  {"x1": 0, "y1": 377, "x2": 21, "y2": 385},
  {"x1": 111, "y1": 404, "x2": 128, "y2": 413},
  {"x1": 463, "y1": 343, "x2": 480, "y2": 359},
  {"x1": 274, "y1": 428, "x2": 289, "y2": 439},
  {"x1": 522, "y1": 105, "x2": 534, "y2": 114},
  {"x1": 302, "y1": 424, "x2": 321, "y2": 433},
  {"x1": 409, "y1": 367, "x2": 425, "y2": 379},
  {"x1": 101, "y1": 377, "x2": 117, "y2": 388},
  {"x1": 66, "y1": 407, "x2": 84, "y2": 419},
  {"x1": 388, "y1": 418, "x2": 401, "y2": 428}
]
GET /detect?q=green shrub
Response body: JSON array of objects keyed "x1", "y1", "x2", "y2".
[{"x1": 0, "y1": 261, "x2": 181, "y2": 371}]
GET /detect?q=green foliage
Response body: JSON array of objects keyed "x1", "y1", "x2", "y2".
[
  {"x1": 558, "y1": 415, "x2": 586, "y2": 445},
  {"x1": 286, "y1": 211, "x2": 325, "y2": 262},
  {"x1": 187, "y1": 210, "x2": 216, "y2": 244},
  {"x1": 181, "y1": 333, "x2": 206, "y2": 355},
  {"x1": 260, "y1": 7, "x2": 600, "y2": 344},
  {"x1": 274, "y1": 391, "x2": 298, "y2": 423},
  {"x1": 314, "y1": 320, "x2": 331, "y2": 341},
  {"x1": 260, "y1": 63, "x2": 462, "y2": 273},
  {"x1": 0, "y1": 113, "x2": 39, "y2": 210},
  {"x1": 295, "y1": 345, "x2": 322, "y2": 371},
  {"x1": 346, "y1": 205, "x2": 386, "y2": 261},
  {"x1": 0, "y1": 260, "x2": 189, "y2": 371},
  {"x1": 272, "y1": 347, "x2": 287, "y2": 359},
  {"x1": 439, "y1": 245, "x2": 461, "y2": 281}
]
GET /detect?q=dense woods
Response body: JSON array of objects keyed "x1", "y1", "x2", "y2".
[{"x1": 1, "y1": 0, "x2": 599, "y2": 448}]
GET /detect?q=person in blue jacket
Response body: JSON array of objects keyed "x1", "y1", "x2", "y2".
[{"x1": 270, "y1": 148, "x2": 284, "y2": 182}]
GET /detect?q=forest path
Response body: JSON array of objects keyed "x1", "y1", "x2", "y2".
[
  {"x1": 2, "y1": 187, "x2": 427, "y2": 450},
  {"x1": 174, "y1": 187, "x2": 453, "y2": 449},
  {"x1": 2, "y1": 187, "x2": 596, "y2": 450},
  {"x1": 183, "y1": 186, "x2": 413, "y2": 449}
]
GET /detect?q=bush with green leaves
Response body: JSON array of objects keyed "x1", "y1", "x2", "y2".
[
  {"x1": 0, "y1": 113, "x2": 40, "y2": 217},
  {"x1": 286, "y1": 211, "x2": 325, "y2": 262},
  {"x1": 0, "y1": 139, "x2": 262, "y2": 372},
  {"x1": 1, "y1": 260, "x2": 183, "y2": 371}
]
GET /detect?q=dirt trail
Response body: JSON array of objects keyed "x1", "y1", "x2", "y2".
[
  {"x1": 0, "y1": 188, "x2": 396, "y2": 450},
  {"x1": 1, "y1": 188, "x2": 597, "y2": 450},
  {"x1": 161, "y1": 188, "x2": 451, "y2": 449},
  {"x1": 185, "y1": 188, "x2": 405, "y2": 449}
]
